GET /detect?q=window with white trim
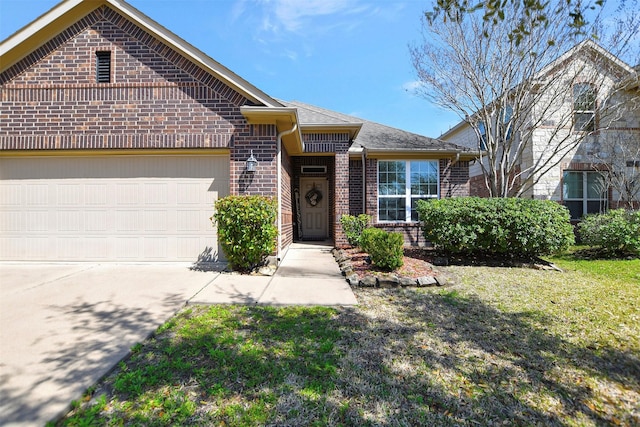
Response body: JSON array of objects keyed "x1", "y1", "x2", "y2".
[
  {"x1": 378, "y1": 160, "x2": 439, "y2": 222},
  {"x1": 573, "y1": 83, "x2": 596, "y2": 132},
  {"x1": 562, "y1": 170, "x2": 607, "y2": 220}
]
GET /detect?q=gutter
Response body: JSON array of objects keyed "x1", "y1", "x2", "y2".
[{"x1": 276, "y1": 123, "x2": 298, "y2": 262}]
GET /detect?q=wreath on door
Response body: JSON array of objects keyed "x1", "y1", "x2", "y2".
[{"x1": 305, "y1": 184, "x2": 323, "y2": 207}]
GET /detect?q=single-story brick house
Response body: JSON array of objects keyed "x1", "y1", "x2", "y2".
[{"x1": 0, "y1": 0, "x2": 473, "y2": 263}]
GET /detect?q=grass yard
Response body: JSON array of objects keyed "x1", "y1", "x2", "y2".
[{"x1": 55, "y1": 253, "x2": 639, "y2": 426}]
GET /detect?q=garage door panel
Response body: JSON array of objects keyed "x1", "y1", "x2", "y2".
[
  {"x1": 57, "y1": 184, "x2": 82, "y2": 205},
  {"x1": 26, "y1": 185, "x2": 48, "y2": 206},
  {"x1": 116, "y1": 237, "x2": 141, "y2": 259},
  {"x1": 144, "y1": 237, "x2": 168, "y2": 259},
  {"x1": 86, "y1": 211, "x2": 109, "y2": 232},
  {"x1": 117, "y1": 184, "x2": 141, "y2": 205},
  {"x1": 0, "y1": 155, "x2": 228, "y2": 261},
  {"x1": 27, "y1": 237, "x2": 50, "y2": 258},
  {"x1": 85, "y1": 184, "x2": 108, "y2": 205},
  {"x1": 83, "y1": 238, "x2": 109, "y2": 259},
  {"x1": 1, "y1": 212, "x2": 22, "y2": 232},
  {"x1": 144, "y1": 183, "x2": 169, "y2": 205},
  {"x1": 115, "y1": 210, "x2": 141, "y2": 232},
  {"x1": 57, "y1": 211, "x2": 83, "y2": 232},
  {"x1": 3, "y1": 184, "x2": 22, "y2": 205},
  {"x1": 144, "y1": 211, "x2": 167, "y2": 231}
]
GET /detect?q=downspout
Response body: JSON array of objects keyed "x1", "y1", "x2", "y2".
[
  {"x1": 361, "y1": 148, "x2": 367, "y2": 213},
  {"x1": 276, "y1": 123, "x2": 298, "y2": 263}
]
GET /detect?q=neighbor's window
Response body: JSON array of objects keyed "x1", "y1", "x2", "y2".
[
  {"x1": 563, "y1": 170, "x2": 607, "y2": 220},
  {"x1": 96, "y1": 51, "x2": 111, "y2": 83},
  {"x1": 478, "y1": 121, "x2": 487, "y2": 150},
  {"x1": 378, "y1": 160, "x2": 439, "y2": 222},
  {"x1": 573, "y1": 83, "x2": 596, "y2": 132},
  {"x1": 502, "y1": 105, "x2": 513, "y2": 141}
]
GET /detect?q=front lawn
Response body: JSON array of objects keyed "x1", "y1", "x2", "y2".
[{"x1": 55, "y1": 253, "x2": 639, "y2": 426}]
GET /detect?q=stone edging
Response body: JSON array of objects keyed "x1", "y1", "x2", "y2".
[{"x1": 331, "y1": 248, "x2": 454, "y2": 288}]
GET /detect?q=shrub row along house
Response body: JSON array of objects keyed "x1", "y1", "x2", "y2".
[{"x1": 0, "y1": 0, "x2": 473, "y2": 263}]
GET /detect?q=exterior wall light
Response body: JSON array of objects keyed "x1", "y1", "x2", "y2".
[{"x1": 246, "y1": 150, "x2": 258, "y2": 172}]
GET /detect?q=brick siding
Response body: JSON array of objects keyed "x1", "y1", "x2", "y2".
[
  {"x1": 0, "y1": 5, "x2": 278, "y2": 197},
  {"x1": 440, "y1": 159, "x2": 470, "y2": 197},
  {"x1": 348, "y1": 159, "x2": 363, "y2": 215}
]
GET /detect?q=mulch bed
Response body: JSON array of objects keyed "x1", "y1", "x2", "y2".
[{"x1": 343, "y1": 247, "x2": 559, "y2": 280}]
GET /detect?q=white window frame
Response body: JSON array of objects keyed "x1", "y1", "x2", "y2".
[
  {"x1": 562, "y1": 170, "x2": 608, "y2": 220},
  {"x1": 573, "y1": 83, "x2": 596, "y2": 132},
  {"x1": 377, "y1": 160, "x2": 439, "y2": 223}
]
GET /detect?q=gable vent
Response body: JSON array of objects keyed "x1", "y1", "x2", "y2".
[{"x1": 96, "y1": 51, "x2": 111, "y2": 83}]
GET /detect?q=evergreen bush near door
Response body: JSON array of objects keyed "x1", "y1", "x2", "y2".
[
  {"x1": 340, "y1": 214, "x2": 371, "y2": 247},
  {"x1": 212, "y1": 195, "x2": 278, "y2": 272},
  {"x1": 360, "y1": 227, "x2": 404, "y2": 271}
]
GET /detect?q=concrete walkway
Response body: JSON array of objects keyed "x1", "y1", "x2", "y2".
[
  {"x1": 189, "y1": 242, "x2": 358, "y2": 306},
  {"x1": 0, "y1": 242, "x2": 356, "y2": 426}
]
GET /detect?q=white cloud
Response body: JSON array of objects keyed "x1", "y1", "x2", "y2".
[
  {"x1": 268, "y1": 0, "x2": 362, "y2": 33},
  {"x1": 402, "y1": 80, "x2": 424, "y2": 94}
]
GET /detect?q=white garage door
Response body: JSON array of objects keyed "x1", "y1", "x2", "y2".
[{"x1": 0, "y1": 154, "x2": 229, "y2": 262}]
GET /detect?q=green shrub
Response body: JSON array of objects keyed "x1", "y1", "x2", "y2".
[
  {"x1": 416, "y1": 197, "x2": 574, "y2": 256},
  {"x1": 340, "y1": 214, "x2": 371, "y2": 247},
  {"x1": 359, "y1": 227, "x2": 383, "y2": 254},
  {"x1": 578, "y1": 209, "x2": 640, "y2": 255},
  {"x1": 359, "y1": 227, "x2": 404, "y2": 271},
  {"x1": 212, "y1": 195, "x2": 278, "y2": 272}
]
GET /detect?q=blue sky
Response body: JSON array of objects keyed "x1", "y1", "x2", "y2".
[{"x1": 0, "y1": 0, "x2": 460, "y2": 137}]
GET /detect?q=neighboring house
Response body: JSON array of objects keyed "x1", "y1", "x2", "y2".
[
  {"x1": 0, "y1": 0, "x2": 473, "y2": 263},
  {"x1": 440, "y1": 41, "x2": 640, "y2": 221}
]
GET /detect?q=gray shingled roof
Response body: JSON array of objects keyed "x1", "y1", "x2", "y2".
[{"x1": 282, "y1": 100, "x2": 470, "y2": 154}]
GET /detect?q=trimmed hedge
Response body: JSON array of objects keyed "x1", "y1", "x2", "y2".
[
  {"x1": 212, "y1": 195, "x2": 278, "y2": 272},
  {"x1": 360, "y1": 227, "x2": 404, "y2": 271},
  {"x1": 340, "y1": 214, "x2": 371, "y2": 247},
  {"x1": 578, "y1": 209, "x2": 640, "y2": 255},
  {"x1": 416, "y1": 197, "x2": 574, "y2": 256}
]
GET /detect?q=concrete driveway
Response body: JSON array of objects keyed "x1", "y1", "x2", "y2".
[
  {"x1": 0, "y1": 244, "x2": 356, "y2": 426},
  {"x1": 0, "y1": 263, "x2": 216, "y2": 426}
]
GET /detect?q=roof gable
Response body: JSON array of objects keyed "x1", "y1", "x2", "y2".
[
  {"x1": 0, "y1": 0, "x2": 280, "y2": 107},
  {"x1": 537, "y1": 40, "x2": 635, "y2": 82},
  {"x1": 285, "y1": 100, "x2": 472, "y2": 157}
]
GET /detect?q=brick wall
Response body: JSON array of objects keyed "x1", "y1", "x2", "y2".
[
  {"x1": 0, "y1": 5, "x2": 277, "y2": 196},
  {"x1": 280, "y1": 147, "x2": 294, "y2": 249},
  {"x1": 334, "y1": 150, "x2": 350, "y2": 247},
  {"x1": 469, "y1": 175, "x2": 490, "y2": 197},
  {"x1": 348, "y1": 159, "x2": 363, "y2": 215},
  {"x1": 440, "y1": 159, "x2": 470, "y2": 197}
]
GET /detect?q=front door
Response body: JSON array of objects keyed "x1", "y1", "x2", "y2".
[{"x1": 300, "y1": 178, "x2": 328, "y2": 240}]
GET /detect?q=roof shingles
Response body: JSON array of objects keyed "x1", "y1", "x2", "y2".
[{"x1": 283, "y1": 100, "x2": 469, "y2": 154}]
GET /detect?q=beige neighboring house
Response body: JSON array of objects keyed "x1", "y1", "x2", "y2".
[{"x1": 440, "y1": 41, "x2": 640, "y2": 220}]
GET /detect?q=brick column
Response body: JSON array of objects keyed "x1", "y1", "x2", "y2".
[{"x1": 334, "y1": 150, "x2": 350, "y2": 247}]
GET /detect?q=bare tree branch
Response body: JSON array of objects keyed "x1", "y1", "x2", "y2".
[{"x1": 411, "y1": 0, "x2": 640, "y2": 197}]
